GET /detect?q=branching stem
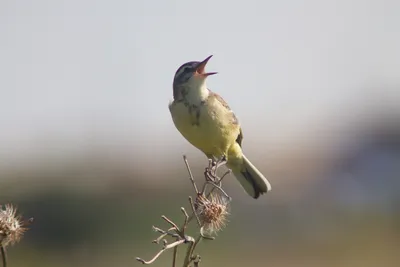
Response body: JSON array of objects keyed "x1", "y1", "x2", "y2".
[
  {"x1": 136, "y1": 239, "x2": 186, "y2": 265},
  {"x1": 0, "y1": 246, "x2": 6, "y2": 267},
  {"x1": 136, "y1": 155, "x2": 231, "y2": 267}
]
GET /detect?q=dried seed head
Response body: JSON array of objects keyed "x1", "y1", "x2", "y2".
[
  {"x1": 195, "y1": 193, "x2": 229, "y2": 235},
  {"x1": 0, "y1": 204, "x2": 27, "y2": 247}
]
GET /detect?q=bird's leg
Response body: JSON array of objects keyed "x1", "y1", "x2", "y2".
[
  {"x1": 214, "y1": 155, "x2": 227, "y2": 170},
  {"x1": 205, "y1": 159, "x2": 218, "y2": 183},
  {"x1": 205, "y1": 158, "x2": 213, "y2": 173},
  {"x1": 204, "y1": 159, "x2": 215, "y2": 183},
  {"x1": 204, "y1": 155, "x2": 227, "y2": 185},
  {"x1": 210, "y1": 155, "x2": 227, "y2": 178}
]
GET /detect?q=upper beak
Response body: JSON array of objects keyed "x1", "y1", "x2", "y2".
[{"x1": 196, "y1": 55, "x2": 218, "y2": 76}]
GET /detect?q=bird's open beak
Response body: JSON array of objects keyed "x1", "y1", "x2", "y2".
[{"x1": 196, "y1": 55, "x2": 217, "y2": 77}]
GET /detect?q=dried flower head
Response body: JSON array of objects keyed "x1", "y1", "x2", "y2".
[
  {"x1": 195, "y1": 193, "x2": 230, "y2": 235},
  {"x1": 0, "y1": 204, "x2": 27, "y2": 247}
]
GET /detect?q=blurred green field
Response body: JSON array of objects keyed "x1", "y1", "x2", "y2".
[{"x1": 2, "y1": 173, "x2": 399, "y2": 267}]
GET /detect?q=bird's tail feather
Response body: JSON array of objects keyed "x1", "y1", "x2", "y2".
[{"x1": 232, "y1": 154, "x2": 272, "y2": 199}]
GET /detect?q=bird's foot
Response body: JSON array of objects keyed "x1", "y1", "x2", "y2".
[
  {"x1": 204, "y1": 161, "x2": 216, "y2": 183},
  {"x1": 213, "y1": 155, "x2": 227, "y2": 170},
  {"x1": 204, "y1": 156, "x2": 227, "y2": 184}
]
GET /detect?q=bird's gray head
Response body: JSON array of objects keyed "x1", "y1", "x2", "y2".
[
  {"x1": 172, "y1": 55, "x2": 217, "y2": 100},
  {"x1": 173, "y1": 55, "x2": 218, "y2": 84}
]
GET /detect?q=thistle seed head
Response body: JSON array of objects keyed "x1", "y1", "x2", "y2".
[
  {"x1": 195, "y1": 193, "x2": 229, "y2": 235},
  {"x1": 0, "y1": 204, "x2": 27, "y2": 247}
]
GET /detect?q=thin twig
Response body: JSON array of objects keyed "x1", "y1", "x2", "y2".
[
  {"x1": 180, "y1": 207, "x2": 189, "y2": 234},
  {"x1": 152, "y1": 226, "x2": 180, "y2": 243},
  {"x1": 183, "y1": 235, "x2": 203, "y2": 267},
  {"x1": 136, "y1": 239, "x2": 186, "y2": 265},
  {"x1": 205, "y1": 181, "x2": 230, "y2": 199},
  {"x1": 189, "y1": 196, "x2": 202, "y2": 227},
  {"x1": 218, "y1": 169, "x2": 232, "y2": 183},
  {"x1": 185, "y1": 156, "x2": 232, "y2": 224},
  {"x1": 208, "y1": 169, "x2": 231, "y2": 196},
  {"x1": 0, "y1": 246, "x2": 6, "y2": 267},
  {"x1": 183, "y1": 155, "x2": 199, "y2": 194},
  {"x1": 137, "y1": 156, "x2": 231, "y2": 266},
  {"x1": 172, "y1": 245, "x2": 178, "y2": 267},
  {"x1": 191, "y1": 235, "x2": 204, "y2": 256},
  {"x1": 183, "y1": 241, "x2": 196, "y2": 267},
  {"x1": 193, "y1": 255, "x2": 201, "y2": 267},
  {"x1": 162, "y1": 216, "x2": 180, "y2": 232}
]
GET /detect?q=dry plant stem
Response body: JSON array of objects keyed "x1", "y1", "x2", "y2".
[
  {"x1": 172, "y1": 245, "x2": 178, "y2": 267},
  {"x1": 180, "y1": 207, "x2": 190, "y2": 234},
  {"x1": 203, "y1": 181, "x2": 230, "y2": 199},
  {"x1": 205, "y1": 170, "x2": 232, "y2": 201},
  {"x1": 185, "y1": 156, "x2": 231, "y2": 225},
  {"x1": 189, "y1": 196, "x2": 202, "y2": 227},
  {"x1": 137, "y1": 239, "x2": 187, "y2": 265},
  {"x1": 162, "y1": 216, "x2": 180, "y2": 232},
  {"x1": 183, "y1": 235, "x2": 203, "y2": 267},
  {"x1": 183, "y1": 155, "x2": 199, "y2": 194},
  {"x1": 152, "y1": 227, "x2": 180, "y2": 243},
  {"x1": 137, "y1": 211, "x2": 196, "y2": 265},
  {"x1": 172, "y1": 207, "x2": 190, "y2": 267},
  {"x1": 0, "y1": 246, "x2": 6, "y2": 267},
  {"x1": 188, "y1": 197, "x2": 215, "y2": 241},
  {"x1": 190, "y1": 235, "x2": 204, "y2": 253},
  {"x1": 193, "y1": 255, "x2": 201, "y2": 267},
  {"x1": 137, "y1": 155, "x2": 230, "y2": 266}
]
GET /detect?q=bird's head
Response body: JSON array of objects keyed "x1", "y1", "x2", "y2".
[{"x1": 173, "y1": 55, "x2": 217, "y2": 87}]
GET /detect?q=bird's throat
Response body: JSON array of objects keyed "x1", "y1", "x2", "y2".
[{"x1": 184, "y1": 79, "x2": 209, "y2": 105}]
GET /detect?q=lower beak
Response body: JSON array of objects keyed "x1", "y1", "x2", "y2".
[{"x1": 196, "y1": 55, "x2": 218, "y2": 76}]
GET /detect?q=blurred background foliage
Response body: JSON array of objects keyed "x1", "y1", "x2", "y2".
[{"x1": 1, "y1": 0, "x2": 400, "y2": 266}]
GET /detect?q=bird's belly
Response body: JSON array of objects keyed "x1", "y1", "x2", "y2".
[{"x1": 170, "y1": 102, "x2": 238, "y2": 157}]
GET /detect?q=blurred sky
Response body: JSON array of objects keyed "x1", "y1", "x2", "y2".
[{"x1": 0, "y1": 0, "x2": 399, "y2": 165}]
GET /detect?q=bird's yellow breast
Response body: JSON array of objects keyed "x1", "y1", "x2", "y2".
[{"x1": 169, "y1": 97, "x2": 240, "y2": 158}]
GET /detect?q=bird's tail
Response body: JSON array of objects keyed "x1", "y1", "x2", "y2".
[{"x1": 231, "y1": 154, "x2": 272, "y2": 199}]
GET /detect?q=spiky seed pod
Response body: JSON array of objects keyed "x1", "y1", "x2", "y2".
[
  {"x1": 0, "y1": 204, "x2": 27, "y2": 247},
  {"x1": 195, "y1": 193, "x2": 229, "y2": 235}
]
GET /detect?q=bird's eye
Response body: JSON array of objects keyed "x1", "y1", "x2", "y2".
[{"x1": 175, "y1": 64, "x2": 196, "y2": 82}]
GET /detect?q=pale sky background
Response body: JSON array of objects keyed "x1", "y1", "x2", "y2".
[{"x1": 0, "y1": 0, "x2": 399, "y2": 166}]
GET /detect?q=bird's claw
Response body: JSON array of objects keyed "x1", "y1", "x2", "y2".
[{"x1": 205, "y1": 156, "x2": 227, "y2": 183}]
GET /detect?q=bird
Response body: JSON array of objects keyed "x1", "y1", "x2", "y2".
[{"x1": 168, "y1": 55, "x2": 271, "y2": 198}]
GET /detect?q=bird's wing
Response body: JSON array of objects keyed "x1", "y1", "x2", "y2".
[{"x1": 208, "y1": 90, "x2": 243, "y2": 147}]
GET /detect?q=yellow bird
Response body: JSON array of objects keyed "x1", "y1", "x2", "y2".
[{"x1": 169, "y1": 55, "x2": 271, "y2": 198}]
